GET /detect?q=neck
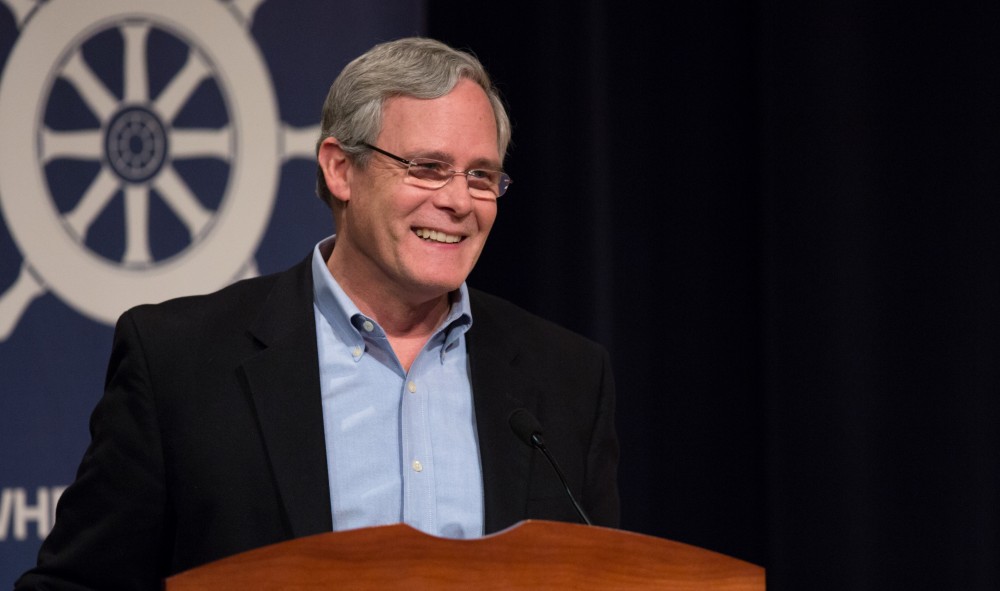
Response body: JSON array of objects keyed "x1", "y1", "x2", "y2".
[{"x1": 326, "y1": 248, "x2": 453, "y2": 371}]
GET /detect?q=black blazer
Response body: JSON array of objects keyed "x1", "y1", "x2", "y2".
[{"x1": 17, "y1": 256, "x2": 619, "y2": 591}]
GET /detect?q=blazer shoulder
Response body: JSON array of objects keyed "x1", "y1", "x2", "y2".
[{"x1": 122, "y1": 256, "x2": 311, "y2": 329}]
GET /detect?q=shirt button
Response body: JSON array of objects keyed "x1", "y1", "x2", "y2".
[
  {"x1": 412, "y1": 460, "x2": 423, "y2": 472},
  {"x1": 362, "y1": 320, "x2": 374, "y2": 332},
  {"x1": 407, "y1": 381, "x2": 417, "y2": 393},
  {"x1": 352, "y1": 346, "x2": 363, "y2": 358}
]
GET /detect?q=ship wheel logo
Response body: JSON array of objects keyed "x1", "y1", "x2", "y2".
[{"x1": 0, "y1": 0, "x2": 318, "y2": 340}]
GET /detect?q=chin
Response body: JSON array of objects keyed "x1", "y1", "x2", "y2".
[
  {"x1": 407, "y1": 262, "x2": 471, "y2": 290},
  {"x1": 406, "y1": 275, "x2": 465, "y2": 300}
]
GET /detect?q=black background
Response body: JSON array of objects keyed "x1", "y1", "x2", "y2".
[{"x1": 430, "y1": 2, "x2": 1000, "y2": 589}]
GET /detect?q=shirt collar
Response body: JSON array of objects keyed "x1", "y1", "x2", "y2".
[{"x1": 311, "y1": 236, "x2": 473, "y2": 353}]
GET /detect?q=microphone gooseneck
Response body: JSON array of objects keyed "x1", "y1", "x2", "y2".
[{"x1": 507, "y1": 408, "x2": 593, "y2": 526}]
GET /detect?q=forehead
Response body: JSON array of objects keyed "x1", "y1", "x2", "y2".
[{"x1": 378, "y1": 79, "x2": 500, "y2": 164}]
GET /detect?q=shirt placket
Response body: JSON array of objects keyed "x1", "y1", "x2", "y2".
[{"x1": 401, "y1": 352, "x2": 436, "y2": 533}]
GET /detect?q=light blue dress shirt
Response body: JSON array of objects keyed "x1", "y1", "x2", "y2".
[{"x1": 311, "y1": 237, "x2": 484, "y2": 538}]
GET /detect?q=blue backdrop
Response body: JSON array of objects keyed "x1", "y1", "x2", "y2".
[{"x1": 0, "y1": 0, "x2": 422, "y2": 581}]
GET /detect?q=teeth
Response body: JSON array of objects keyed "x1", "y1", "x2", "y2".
[{"x1": 415, "y1": 228, "x2": 461, "y2": 243}]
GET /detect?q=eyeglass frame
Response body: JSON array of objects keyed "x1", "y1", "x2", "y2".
[{"x1": 359, "y1": 142, "x2": 512, "y2": 198}]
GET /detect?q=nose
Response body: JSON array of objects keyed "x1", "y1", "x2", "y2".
[{"x1": 432, "y1": 173, "x2": 475, "y2": 216}]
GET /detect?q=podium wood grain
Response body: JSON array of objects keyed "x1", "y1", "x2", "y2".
[{"x1": 165, "y1": 520, "x2": 764, "y2": 590}]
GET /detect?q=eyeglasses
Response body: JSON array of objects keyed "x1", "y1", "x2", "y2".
[{"x1": 361, "y1": 142, "x2": 512, "y2": 199}]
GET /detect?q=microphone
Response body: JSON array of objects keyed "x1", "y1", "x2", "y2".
[{"x1": 508, "y1": 408, "x2": 593, "y2": 526}]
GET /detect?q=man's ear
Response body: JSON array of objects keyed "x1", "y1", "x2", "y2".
[{"x1": 317, "y1": 137, "x2": 352, "y2": 205}]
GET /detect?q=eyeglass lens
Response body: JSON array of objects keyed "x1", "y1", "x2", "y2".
[{"x1": 406, "y1": 159, "x2": 508, "y2": 197}]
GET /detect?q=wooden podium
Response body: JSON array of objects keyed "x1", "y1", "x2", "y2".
[{"x1": 165, "y1": 520, "x2": 764, "y2": 590}]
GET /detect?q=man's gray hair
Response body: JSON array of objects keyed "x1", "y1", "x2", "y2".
[{"x1": 315, "y1": 37, "x2": 512, "y2": 207}]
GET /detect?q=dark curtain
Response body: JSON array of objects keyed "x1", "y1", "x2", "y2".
[{"x1": 428, "y1": 2, "x2": 1000, "y2": 589}]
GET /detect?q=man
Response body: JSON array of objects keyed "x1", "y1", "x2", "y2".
[{"x1": 16, "y1": 37, "x2": 618, "y2": 590}]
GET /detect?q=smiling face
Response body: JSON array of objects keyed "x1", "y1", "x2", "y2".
[{"x1": 323, "y1": 78, "x2": 501, "y2": 309}]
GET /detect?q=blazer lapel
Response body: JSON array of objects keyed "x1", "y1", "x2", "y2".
[
  {"x1": 238, "y1": 257, "x2": 333, "y2": 538},
  {"x1": 468, "y1": 290, "x2": 539, "y2": 534}
]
